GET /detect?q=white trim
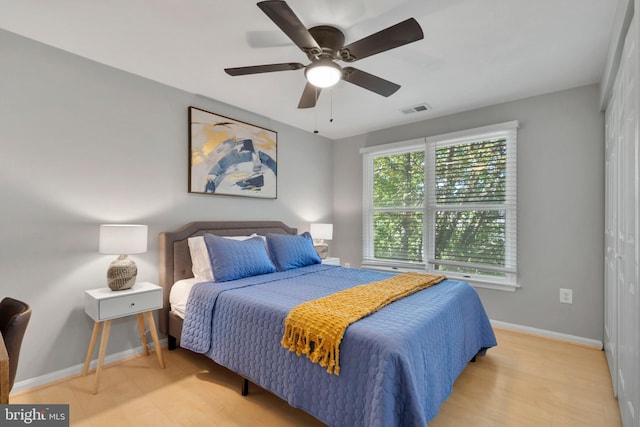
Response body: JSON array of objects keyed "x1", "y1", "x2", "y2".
[
  {"x1": 361, "y1": 262, "x2": 426, "y2": 273},
  {"x1": 359, "y1": 122, "x2": 520, "y2": 156},
  {"x1": 359, "y1": 137, "x2": 425, "y2": 154},
  {"x1": 424, "y1": 120, "x2": 519, "y2": 145},
  {"x1": 491, "y1": 320, "x2": 603, "y2": 349},
  {"x1": 360, "y1": 264, "x2": 519, "y2": 292},
  {"x1": 599, "y1": 0, "x2": 634, "y2": 110},
  {"x1": 428, "y1": 259, "x2": 517, "y2": 274},
  {"x1": 436, "y1": 273, "x2": 519, "y2": 292},
  {"x1": 11, "y1": 338, "x2": 167, "y2": 394},
  {"x1": 467, "y1": 279, "x2": 518, "y2": 292}
]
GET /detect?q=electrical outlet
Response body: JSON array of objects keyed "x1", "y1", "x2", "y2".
[
  {"x1": 344, "y1": 262, "x2": 351, "y2": 268},
  {"x1": 559, "y1": 288, "x2": 573, "y2": 304}
]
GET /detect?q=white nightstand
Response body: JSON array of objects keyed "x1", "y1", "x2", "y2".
[
  {"x1": 322, "y1": 257, "x2": 341, "y2": 266},
  {"x1": 82, "y1": 282, "x2": 165, "y2": 393}
]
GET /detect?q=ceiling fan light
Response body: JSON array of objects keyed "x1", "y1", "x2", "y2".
[{"x1": 305, "y1": 60, "x2": 342, "y2": 88}]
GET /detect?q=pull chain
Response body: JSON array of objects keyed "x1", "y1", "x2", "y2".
[
  {"x1": 313, "y1": 86, "x2": 319, "y2": 134},
  {"x1": 330, "y1": 90, "x2": 334, "y2": 123}
]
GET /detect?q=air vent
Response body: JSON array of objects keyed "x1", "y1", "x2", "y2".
[{"x1": 401, "y1": 103, "x2": 432, "y2": 114}]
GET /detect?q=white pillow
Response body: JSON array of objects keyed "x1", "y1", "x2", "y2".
[
  {"x1": 188, "y1": 236, "x2": 213, "y2": 282},
  {"x1": 187, "y1": 234, "x2": 259, "y2": 282}
]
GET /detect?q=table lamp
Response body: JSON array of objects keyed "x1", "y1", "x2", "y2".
[
  {"x1": 99, "y1": 224, "x2": 148, "y2": 291},
  {"x1": 310, "y1": 223, "x2": 333, "y2": 259}
]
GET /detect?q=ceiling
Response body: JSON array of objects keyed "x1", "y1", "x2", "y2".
[{"x1": 0, "y1": 0, "x2": 619, "y2": 140}]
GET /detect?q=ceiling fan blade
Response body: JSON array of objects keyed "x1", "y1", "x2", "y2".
[
  {"x1": 343, "y1": 67, "x2": 400, "y2": 97},
  {"x1": 340, "y1": 18, "x2": 424, "y2": 62},
  {"x1": 257, "y1": 1, "x2": 321, "y2": 53},
  {"x1": 225, "y1": 63, "x2": 304, "y2": 76},
  {"x1": 298, "y1": 82, "x2": 321, "y2": 109}
]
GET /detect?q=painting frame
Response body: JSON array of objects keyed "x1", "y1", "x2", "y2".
[{"x1": 188, "y1": 106, "x2": 277, "y2": 199}]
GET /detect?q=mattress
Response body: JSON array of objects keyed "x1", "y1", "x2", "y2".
[
  {"x1": 181, "y1": 264, "x2": 496, "y2": 426},
  {"x1": 169, "y1": 277, "x2": 198, "y2": 319}
]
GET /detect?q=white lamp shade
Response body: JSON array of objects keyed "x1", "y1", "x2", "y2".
[
  {"x1": 99, "y1": 224, "x2": 148, "y2": 255},
  {"x1": 310, "y1": 223, "x2": 333, "y2": 241}
]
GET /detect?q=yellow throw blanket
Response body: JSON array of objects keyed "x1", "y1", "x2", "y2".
[{"x1": 281, "y1": 272, "x2": 446, "y2": 375}]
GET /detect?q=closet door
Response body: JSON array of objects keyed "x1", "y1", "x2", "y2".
[
  {"x1": 605, "y1": 16, "x2": 639, "y2": 427},
  {"x1": 604, "y1": 97, "x2": 618, "y2": 396},
  {"x1": 616, "y1": 18, "x2": 639, "y2": 427}
]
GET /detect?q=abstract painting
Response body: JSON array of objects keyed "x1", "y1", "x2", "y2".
[{"x1": 189, "y1": 106, "x2": 277, "y2": 198}]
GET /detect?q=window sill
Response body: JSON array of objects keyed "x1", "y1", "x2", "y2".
[
  {"x1": 360, "y1": 262, "x2": 425, "y2": 273},
  {"x1": 360, "y1": 262, "x2": 520, "y2": 292},
  {"x1": 449, "y1": 275, "x2": 520, "y2": 292}
]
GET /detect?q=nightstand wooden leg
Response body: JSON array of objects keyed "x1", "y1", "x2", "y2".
[
  {"x1": 93, "y1": 320, "x2": 111, "y2": 394},
  {"x1": 136, "y1": 313, "x2": 149, "y2": 356},
  {"x1": 144, "y1": 311, "x2": 165, "y2": 369},
  {"x1": 82, "y1": 322, "x2": 101, "y2": 376}
]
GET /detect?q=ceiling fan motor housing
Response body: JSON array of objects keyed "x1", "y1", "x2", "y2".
[{"x1": 306, "y1": 25, "x2": 345, "y2": 61}]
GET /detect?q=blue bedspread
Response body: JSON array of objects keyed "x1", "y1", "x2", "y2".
[{"x1": 181, "y1": 264, "x2": 496, "y2": 427}]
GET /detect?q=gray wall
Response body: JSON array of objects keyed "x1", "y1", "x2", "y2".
[
  {"x1": 0, "y1": 29, "x2": 334, "y2": 383},
  {"x1": 0, "y1": 26, "x2": 605, "y2": 385},
  {"x1": 333, "y1": 85, "x2": 605, "y2": 341}
]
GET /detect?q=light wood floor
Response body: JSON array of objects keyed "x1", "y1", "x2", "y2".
[{"x1": 12, "y1": 328, "x2": 621, "y2": 426}]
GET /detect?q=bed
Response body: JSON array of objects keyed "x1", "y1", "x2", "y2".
[{"x1": 159, "y1": 221, "x2": 497, "y2": 427}]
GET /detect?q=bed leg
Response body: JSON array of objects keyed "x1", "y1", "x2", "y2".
[
  {"x1": 470, "y1": 347, "x2": 487, "y2": 363},
  {"x1": 241, "y1": 378, "x2": 249, "y2": 396},
  {"x1": 168, "y1": 336, "x2": 177, "y2": 351}
]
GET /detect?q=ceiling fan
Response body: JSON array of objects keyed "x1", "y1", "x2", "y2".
[{"x1": 224, "y1": 0, "x2": 424, "y2": 109}]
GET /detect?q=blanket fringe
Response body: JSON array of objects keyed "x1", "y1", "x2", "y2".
[{"x1": 282, "y1": 322, "x2": 342, "y2": 374}]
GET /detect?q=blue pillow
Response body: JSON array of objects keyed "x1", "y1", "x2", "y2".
[
  {"x1": 266, "y1": 232, "x2": 322, "y2": 271},
  {"x1": 204, "y1": 234, "x2": 275, "y2": 282}
]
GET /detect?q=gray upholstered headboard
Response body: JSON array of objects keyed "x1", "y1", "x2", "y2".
[{"x1": 158, "y1": 221, "x2": 297, "y2": 335}]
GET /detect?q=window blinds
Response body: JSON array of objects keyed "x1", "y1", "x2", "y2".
[
  {"x1": 362, "y1": 142, "x2": 425, "y2": 267},
  {"x1": 426, "y1": 124, "x2": 517, "y2": 277}
]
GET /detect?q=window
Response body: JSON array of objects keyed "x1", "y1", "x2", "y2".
[
  {"x1": 362, "y1": 122, "x2": 518, "y2": 287},
  {"x1": 363, "y1": 142, "x2": 425, "y2": 266}
]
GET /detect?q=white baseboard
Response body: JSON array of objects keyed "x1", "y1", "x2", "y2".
[
  {"x1": 11, "y1": 338, "x2": 167, "y2": 394},
  {"x1": 490, "y1": 320, "x2": 603, "y2": 349}
]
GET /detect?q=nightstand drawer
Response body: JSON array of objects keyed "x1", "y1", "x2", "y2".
[
  {"x1": 99, "y1": 291, "x2": 161, "y2": 320},
  {"x1": 85, "y1": 282, "x2": 162, "y2": 321}
]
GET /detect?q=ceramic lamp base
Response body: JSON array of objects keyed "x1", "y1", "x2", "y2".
[
  {"x1": 314, "y1": 242, "x2": 329, "y2": 259},
  {"x1": 107, "y1": 255, "x2": 137, "y2": 291}
]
